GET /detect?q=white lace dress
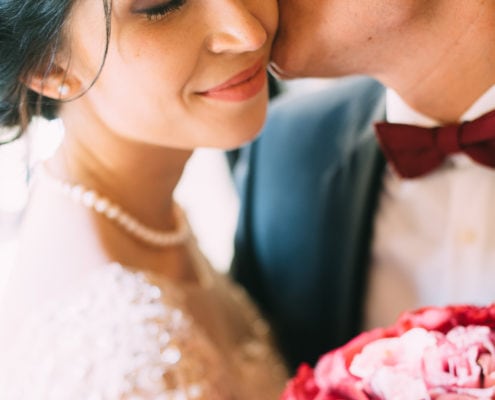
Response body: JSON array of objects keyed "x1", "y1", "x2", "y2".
[{"x1": 0, "y1": 246, "x2": 287, "y2": 399}]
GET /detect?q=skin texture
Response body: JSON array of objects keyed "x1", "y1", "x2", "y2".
[
  {"x1": 271, "y1": 0, "x2": 435, "y2": 78},
  {"x1": 37, "y1": 0, "x2": 277, "y2": 237},
  {"x1": 62, "y1": 0, "x2": 277, "y2": 149},
  {"x1": 0, "y1": 1, "x2": 280, "y2": 383},
  {"x1": 0, "y1": 0, "x2": 278, "y2": 332},
  {"x1": 270, "y1": 0, "x2": 495, "y2": 123},
  {"x1": 38, "y1": 0, "x2": 277, "y2": 228}
]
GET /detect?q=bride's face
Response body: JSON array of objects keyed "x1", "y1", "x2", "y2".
[{"x1": 59, "y1": 0, "x2": 278, "y2": 150}]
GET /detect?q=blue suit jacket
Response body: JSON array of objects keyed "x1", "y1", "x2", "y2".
[{"x1": 231, "y1": 76, "x2": 387, "y2": 372}]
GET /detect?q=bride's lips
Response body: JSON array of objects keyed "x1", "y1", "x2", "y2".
[{"x1": 198, "y1": 59, "x2": 266, "y2": 102}]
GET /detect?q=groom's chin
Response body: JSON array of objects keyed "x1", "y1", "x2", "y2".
[
  {"x1": 269, "y1": 37, "x2": 308, "y2": 80},
  {"x1": 270, "y1": 30, "x2": 328, "y2": 79},
  {"x1": 268, "y1": 61, "x2": 298, "y2": 80}
]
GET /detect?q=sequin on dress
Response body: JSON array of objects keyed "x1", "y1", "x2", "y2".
[{"x1": 0, "y1": 253, "x2": 287, "y2": 399}]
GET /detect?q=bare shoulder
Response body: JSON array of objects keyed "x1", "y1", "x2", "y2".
[
  {"x1": 2, "y1": 178, "x2": 111, "y2": 314},
  {"x1": 16, "y1": 178, "x2": 108, "y2": 271}
]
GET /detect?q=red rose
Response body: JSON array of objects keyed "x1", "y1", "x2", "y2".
[
  {"x1": 281, "y1": 304, "x2": 495, "y2": 400},
  {"x1": 282, "y1": 364, "x2": 320, "y2": 400}
]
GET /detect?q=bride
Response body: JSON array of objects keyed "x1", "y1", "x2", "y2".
[{"x1": 0, "y1": 0, "x2": 287, "y2": 398}]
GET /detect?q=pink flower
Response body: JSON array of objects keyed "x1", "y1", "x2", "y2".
[{"x1": 281, "y1": 304, "x2": 495, "y2": 400}]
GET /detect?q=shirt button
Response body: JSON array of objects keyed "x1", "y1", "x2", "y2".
[{"x1": 458, "y1": 229, "x2": 477, "y2": 245}]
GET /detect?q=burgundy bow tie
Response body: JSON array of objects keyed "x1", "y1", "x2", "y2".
[{"x1": 374, "y1": 109, "x2": 495, "y2": 178}]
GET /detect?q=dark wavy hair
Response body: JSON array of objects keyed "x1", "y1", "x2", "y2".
[{"x1": 0, "y1": 0, "x2": 111, "y2": 143}]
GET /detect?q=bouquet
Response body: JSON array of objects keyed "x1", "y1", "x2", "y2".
[{"x1": 282, "y1": 304, "x2": 495, "y2": 400}]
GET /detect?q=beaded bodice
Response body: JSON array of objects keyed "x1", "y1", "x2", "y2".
[{"x1": 0, "y1": 260, "x2": 287, "y2": 399}]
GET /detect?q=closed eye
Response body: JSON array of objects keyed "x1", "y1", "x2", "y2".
[{"x1": 133, "y1": 0, "x2": 186, "y2": 21}]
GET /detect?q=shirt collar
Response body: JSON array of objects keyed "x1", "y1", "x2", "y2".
[{"x1": 386, "y1": 84, "x2": 495, "y2": 126}]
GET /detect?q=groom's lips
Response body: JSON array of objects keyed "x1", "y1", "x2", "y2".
[{"x1": 198, "y1": 59, "x2": 266, "y2": 102}]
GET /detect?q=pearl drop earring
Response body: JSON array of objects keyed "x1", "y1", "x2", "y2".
[{"x1": 57, "y1": 84, "x2": 70, "y2": 97}]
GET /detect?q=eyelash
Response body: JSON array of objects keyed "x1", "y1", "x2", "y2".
[{"x1": 138, "y1": 0, "x2": 186, "y2": 21}]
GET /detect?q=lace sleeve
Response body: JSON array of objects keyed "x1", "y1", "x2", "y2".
[{"x1": 0, "y1": 264, "x2": 233, "y2": 400}]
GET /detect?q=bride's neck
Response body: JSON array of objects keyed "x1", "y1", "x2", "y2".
[{"x1": 47, "y1": 126, "x2": 192, "y2": 232}]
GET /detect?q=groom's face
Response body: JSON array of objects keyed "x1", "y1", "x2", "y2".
[{"x1": 270, "y1": 0, "x2": 431, "y2": 79}]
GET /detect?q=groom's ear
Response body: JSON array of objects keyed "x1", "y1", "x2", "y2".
[{"x1": 23, "y1": 63, "x2": 82, "y2": 100}]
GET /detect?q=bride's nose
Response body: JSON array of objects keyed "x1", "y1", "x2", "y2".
[{"x1": 204, "y1": 0, "x2": 268, "y2": 54}]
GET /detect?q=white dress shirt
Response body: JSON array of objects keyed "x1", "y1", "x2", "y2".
[{"x1": 364, "y1": 85, "x2": 495, "y2": 330}]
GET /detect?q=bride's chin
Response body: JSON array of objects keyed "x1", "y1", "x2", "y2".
[
  {"x1": 214, "y1": 129, "x2": 264, "y2": 151},
  {"x1": 208, "y1": 109, "x2": 268, "y2": 150},
  {"x1": 214, "y1": 125, "x2": 265, "y2": 150}
]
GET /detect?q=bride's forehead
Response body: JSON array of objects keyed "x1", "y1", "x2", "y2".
[{"x1": 69, "y1": 0, "x2": 138, "y2": 21}]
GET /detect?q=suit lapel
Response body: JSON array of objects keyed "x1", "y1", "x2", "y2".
[
  {"x1": 318, "y1": 117, "x2": 386, "y2": 344},
  {"x1": 338, "y1": 137, "x2": 386, "y2": 336}
]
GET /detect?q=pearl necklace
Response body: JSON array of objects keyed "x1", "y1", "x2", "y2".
[{"x1": 40, "y1": 167, "x2": 191, "y2": 248}]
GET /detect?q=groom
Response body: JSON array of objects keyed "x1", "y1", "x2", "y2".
[{"x1": 231, "y1": 0, "x2": 495, "y2": 372}]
